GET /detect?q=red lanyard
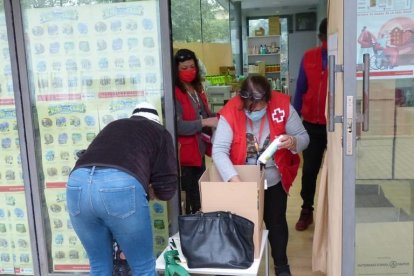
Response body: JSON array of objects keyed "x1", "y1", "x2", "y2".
[{"x1": 248, "y1": 116, "x2": 266, "y2": 153}]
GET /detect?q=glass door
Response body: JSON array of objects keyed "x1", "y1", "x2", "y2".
[
  {"x1": 353, "y1": 2, "x2": 414, "y2": 275},
  {"x1": 339, "y1": 1, "x2": 414, "y2": 275}
]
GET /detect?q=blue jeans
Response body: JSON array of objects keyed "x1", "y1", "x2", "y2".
[{"x1": 67, "y1": 167, "x2": 155, "y2": 276}]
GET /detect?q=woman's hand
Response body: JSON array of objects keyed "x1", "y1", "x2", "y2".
[
  {"x1": 202, "y1": 117, "x2": 218, "y2": 128},
  {"x1": 148, "y1": 184, "x2": 158, "y2": 200},
  {"x1": 278, "y1": 135, "x2": 297, "y2": 151}
]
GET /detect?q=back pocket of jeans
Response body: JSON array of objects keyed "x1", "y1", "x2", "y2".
[
  {"x1": 99, "y1": 186, "x2": 135, "y2": 219},
  {"x1": 66, "y1": 186, "x2": 82, "y2": 216}
]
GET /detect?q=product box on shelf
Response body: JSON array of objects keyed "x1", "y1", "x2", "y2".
[
  {"x1": 254, "y1": 27, "x2": 265, "y2": 36},
  {"x1": 219, "y1": 66, "x2": 236, "y2": 76},
  {"x1": 199, "y1": 164, "x2": 265, "y2": 258},
  {"x1": 269, "y1": 16, "x2": 280, "y2": 35}
]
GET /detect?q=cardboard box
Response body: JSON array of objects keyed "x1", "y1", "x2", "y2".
[
  {"x1": 199, "y1": 164, "x2": 264, "y2": 258},
  {"x1": 219, "y1": 66, "x2": 236, "y2": 76},
  {"x1": 396, "y1": 107, "x2": 414, "y2": 136},
  {"x1": 359, "y1": 99, "x2": 395, "y2": 137},
  {"x1": 356, "y1": 137, "x2": 393, "y2": 179},
  {"x1": 394, "y1": 137, "x2": 414, "y2": 178},
  {"x1": 269, "y1": 16, "x2": 280, "y2": 35},
  {"x1": 255, "y1": 27, "x2": 265, "y2": 36}
]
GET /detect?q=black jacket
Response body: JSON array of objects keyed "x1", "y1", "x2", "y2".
[{"x1": 73, "y1": 116, "x2": 177, "y2": 200}]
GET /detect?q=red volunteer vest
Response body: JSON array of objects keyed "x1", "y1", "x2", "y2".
[
  {"x1": 218, "y1": 92, "x2": 300, "y2": 193},
  {"x1": 175, "y1": 86, "x2": 212, "y2": 167},
  {"x1": 301, "y1": 46, "x2": 328, "y2": 124}
]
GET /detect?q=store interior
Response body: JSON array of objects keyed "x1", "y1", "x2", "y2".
[
  {"x1": 171, "y1": 1, "x2": 327, "y2": 275},
  {"x1": 171, "y1": 0, "x2": 327, "y2": 111}
]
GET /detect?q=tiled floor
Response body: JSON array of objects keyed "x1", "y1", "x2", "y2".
[{"x1": 263, "y1": 171, "x2": 326, "y2": 276}]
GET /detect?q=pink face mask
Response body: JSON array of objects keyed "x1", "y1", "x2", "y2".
[{"x1": 179, "y1": 69, "x2": 197, "y2": 83}]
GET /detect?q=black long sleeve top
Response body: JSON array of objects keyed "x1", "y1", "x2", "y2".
[{"x1": 73, "y1": 116, "x2": 178, "y2": 201}]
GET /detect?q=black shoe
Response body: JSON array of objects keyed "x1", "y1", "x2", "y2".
[
  {"x1": 295, "y1": 208, "x2": 313, "y2": 231},
  {"x1": 276, "y1": 264, "x2": 292, "y2": 276}
]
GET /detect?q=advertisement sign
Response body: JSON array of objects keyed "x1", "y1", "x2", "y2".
[
  {"x1": 357, "y1": 0, "x2": 414, "y2": 79},
  {"x1": 0, "y1": 188, "x2": 34, "y2": 275}
]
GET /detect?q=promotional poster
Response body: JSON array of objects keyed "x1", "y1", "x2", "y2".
[{"x1": 357, "y1": 0, "x2": 414, "y2": 79}]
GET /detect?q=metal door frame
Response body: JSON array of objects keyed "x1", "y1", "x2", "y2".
[{"x1": 342, "y1": 1, "x2": 358, "y2": 275}]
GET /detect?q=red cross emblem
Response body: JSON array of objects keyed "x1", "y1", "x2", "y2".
[{"x1": 272, "y1": 108, "x2": 285, "y2": 123}]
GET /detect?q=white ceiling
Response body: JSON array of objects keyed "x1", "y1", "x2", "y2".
[{"x1": 238, "y1": 0, "x2": 319, "y2": 15}]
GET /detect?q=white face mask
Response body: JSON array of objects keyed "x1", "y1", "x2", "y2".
[{"x1": 245, "y1": 108, "x2": 266, "y2": 121}]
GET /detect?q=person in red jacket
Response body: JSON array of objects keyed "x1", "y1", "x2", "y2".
[
  {"x1": 213, "y1": 75, "x2": 309, "y2": 276},
  {"x1": 293, "y1": 18, "x2": 328, "y2": 231},
  {"x1": 174, "y1": 49, "x2": 218, "y2": 214},
  {"x1": 357, "y1": 26, "x2": 376, "y2": 64}
]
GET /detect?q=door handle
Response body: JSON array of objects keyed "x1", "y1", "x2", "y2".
[
  {"x1": 327, "y1": 55, "x2": 343, "y2": 132},
  {"x1": 328, "y1": 55, "x2": 336, "y2": 132},
  {"x1": 362, "y1": 53, "x2": 370, "y2": 131}
]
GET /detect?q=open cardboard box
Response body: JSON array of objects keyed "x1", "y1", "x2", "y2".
[{"x1": 199, "y1": 164, "x2": 264, "y2": 258}]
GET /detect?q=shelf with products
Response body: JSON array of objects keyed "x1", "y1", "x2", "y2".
[
  {"x1": 248, "y1": 53, "x2": 280, "y2": 57},
  {"x1": 247, "y1": 35, "x2": 281, "y2": 55},
  {"x1": 265, "y1": 64, "x2": 280, "y2": 74},
  {"x1": 246, "y1": 35, "x2": 286, "y2": 91},
  {"x1": 247, "y1": 35, "x2": 281, "y2": 73}
]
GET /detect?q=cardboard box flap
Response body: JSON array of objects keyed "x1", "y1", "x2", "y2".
[{"x1": 202, "y1": 164, "x2": 263, "y2": 185}]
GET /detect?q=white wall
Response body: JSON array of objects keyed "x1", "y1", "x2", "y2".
[
  {"x1": 317, "y1": 0, "x2": 328, "y2": 26},
  {"x1": 288, "y1": 31, "x2": 318, "y2": 100}
]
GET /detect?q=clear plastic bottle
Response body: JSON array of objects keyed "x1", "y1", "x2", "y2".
[
  {"x1": 258, "y1": 137, "x2": 281, "y2": 164},
  {"x1": 271, "y1": 79, "x2": 276, "y2": 90},
  {"x1": 275, "y1": 78, "x2": 281, "y2": 90}
]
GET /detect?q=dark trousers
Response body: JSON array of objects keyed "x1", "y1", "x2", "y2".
[
  {"x1": 300, "y1": 121, "x2": 327, "y2": 210},
  {"x1": 180, "y1": 162, "x2": 205, "y2": 214},
  {"x1": 264, "y1": 183, "x2": 288, "y2": 267}
]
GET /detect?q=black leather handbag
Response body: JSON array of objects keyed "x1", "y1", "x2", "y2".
[{"x1": 178, "y1": 211, "x2": 254, "y2": 269}]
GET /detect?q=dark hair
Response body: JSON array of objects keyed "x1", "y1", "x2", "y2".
[
  {"x1": 319, "y1": 18, "x2": 327, "y2": 36},
  {"x1": 173, "y1": 48, "x2": 202, "y2": 94},
  {"x1": 239, "y1": 75, "x2": 271, "y2": 111}
]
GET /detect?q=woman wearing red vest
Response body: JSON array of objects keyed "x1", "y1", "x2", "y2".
[
  {"x1": 174, "y1": 49, "x2": 218, "y2": 214},
  {"x1": 212, "y1": 75, "x2": 309, "y2": 276}
]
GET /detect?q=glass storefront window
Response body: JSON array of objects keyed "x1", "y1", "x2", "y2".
[
  {"x1": 171, "y1": 0, "x2": 202, "y2": 42},
  {"x1": 171, "y1": 0, "x2": 229, "y2": 43},
  {"x1": 19, "y1": 0, "x2": 168, "y2": 273},
  {"x1": 0, "y1": 1, "x2": 34, "y2": 274},
  {"x1": 200, "y1": 0, "x2": 229, "y2": 43}
]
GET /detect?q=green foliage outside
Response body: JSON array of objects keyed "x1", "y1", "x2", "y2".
[{"x1": 171, "y1": 0, "x2": 230, "y2": 43}]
